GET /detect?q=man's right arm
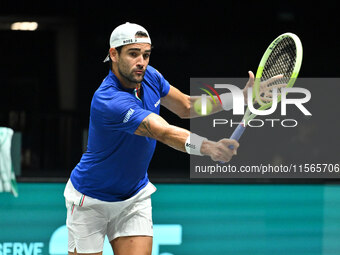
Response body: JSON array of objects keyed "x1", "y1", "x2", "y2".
[{"x1": 134, "y1": 113, "x2": 239, "y2": 162}]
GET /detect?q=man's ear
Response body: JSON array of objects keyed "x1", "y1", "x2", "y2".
[{"x1": 109, "y1": 48, "x2": 118, "y2": 62}]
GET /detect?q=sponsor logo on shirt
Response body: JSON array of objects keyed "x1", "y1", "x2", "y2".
[
  {"x1": 154, "y1": 99, "x2": 160, "y2": 108},
  {"x1": 123, "y1": 108, "x2": 135, "y2": 123}
]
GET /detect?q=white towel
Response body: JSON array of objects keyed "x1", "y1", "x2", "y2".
[{"x1": 0, "y1": 127, "x2": 18, "y2": 197}]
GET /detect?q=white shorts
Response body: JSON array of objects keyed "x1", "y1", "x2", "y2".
[{"x1": 64, "y1": 179, "x2": 157, "y2": 254}]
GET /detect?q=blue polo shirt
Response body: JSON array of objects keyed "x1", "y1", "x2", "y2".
[{"x1": 70, "y1": 65, "x2": 170, "y2": 202}]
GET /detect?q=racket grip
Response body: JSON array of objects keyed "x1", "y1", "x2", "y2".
[
  {"x1": 219, "y1": 124, "x2": 246, "y2": 163},
  {"x1": 228, "y1": 124, "x2": 246, "y2": 149}
]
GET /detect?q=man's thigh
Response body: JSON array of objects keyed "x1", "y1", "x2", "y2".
[{"x1": 111, "y1": 236, "x2": 152, "y2": 255}]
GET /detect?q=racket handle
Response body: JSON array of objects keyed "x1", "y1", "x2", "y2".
[
  {"x1": 219, "y1": 124, "x2": 246, "y2": 163},
  {"x1": 228, "y1": 124, "x2": 246, "y2": 149}
]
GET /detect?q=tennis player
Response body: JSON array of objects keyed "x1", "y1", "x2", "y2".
[{"x1": 64, "y1": 22, "x2": 253, "y2": 255}]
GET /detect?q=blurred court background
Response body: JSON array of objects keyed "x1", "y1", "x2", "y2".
[{"x1": 0, "y1": 1, "x2": 339, "y2": 255}]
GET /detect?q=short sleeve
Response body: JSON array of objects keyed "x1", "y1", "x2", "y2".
[
  {"x1": 101, "y1": 95, "x2": 152, "y2": 134},
  {"x1": 158, "y1": 71, "x2": 170, "y2": 97},
  {"x1": 148, "y1": 66, "x2": 170, "y2": 97}
]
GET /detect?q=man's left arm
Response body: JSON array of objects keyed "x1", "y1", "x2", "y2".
[{"x1": 160, "y1": 85, "x2": 223, "y2": 119}]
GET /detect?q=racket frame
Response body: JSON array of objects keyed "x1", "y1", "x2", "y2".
[
  {"x1": 245, "y1": 32, "x2": 303, "y2": 124},
  {"x1": 230, "y1": 32, "x2": 303, "y2": 144}
]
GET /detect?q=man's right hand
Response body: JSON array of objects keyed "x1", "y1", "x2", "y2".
[{"x1": 200, "y1": 139, "x2": 239, "y2": 162}]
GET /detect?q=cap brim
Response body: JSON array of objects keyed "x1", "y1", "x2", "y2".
[{"x1": 103, "y1": 54, "x2": 110, "y2": 63}]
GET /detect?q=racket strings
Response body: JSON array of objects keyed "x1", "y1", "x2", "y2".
[{"x1": 260, "y1": 37, "x2": 297, "y2": 100}]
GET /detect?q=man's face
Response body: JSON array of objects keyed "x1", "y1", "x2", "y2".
[{"x1": 116, "y1": 43, "x2": 151, "y2": 84}]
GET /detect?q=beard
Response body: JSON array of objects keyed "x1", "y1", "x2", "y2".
[{"x1": 117, "y1": 62, "x2": 145, "y2": 84}]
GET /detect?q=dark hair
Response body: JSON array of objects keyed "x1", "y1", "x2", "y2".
[
  {"x1": 115, "y1": 46, "x2": 123, "y2": 55},
  {"x1": 135, "y1": 31, "x2": 148, "y2": 38}
]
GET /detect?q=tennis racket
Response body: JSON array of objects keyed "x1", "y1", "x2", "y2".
[{"x1": 229, "y1": 32, "x2": 303, "y2": 148}]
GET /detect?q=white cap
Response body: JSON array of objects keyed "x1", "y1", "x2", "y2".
[{"x1": 103, "y1": 22, "x2": 151, "y2": 62}]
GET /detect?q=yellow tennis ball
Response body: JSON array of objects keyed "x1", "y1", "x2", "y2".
[{"x1": 194, "y1": 97, "x2": 213, "y2": 116}]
